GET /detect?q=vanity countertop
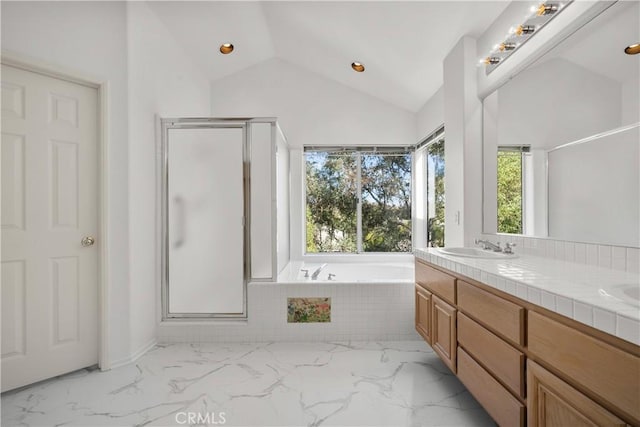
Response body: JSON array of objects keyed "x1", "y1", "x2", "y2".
[{"x1": 414, "y1": 248, "x2": 640, "y2": 346}]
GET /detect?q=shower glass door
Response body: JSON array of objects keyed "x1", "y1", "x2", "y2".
[{"x1": 162, "y1": 120, "x2": 247, "y2": 318}]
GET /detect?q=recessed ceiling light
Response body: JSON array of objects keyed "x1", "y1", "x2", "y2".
[
  {"x1": 351, "y1": 62, "x2": 365, "y2": 72},
  {"x1": 220, "y1": 43, "x2": 234, "y2": 54},
  {"x1": 624, "y1": 43, "x2": 640, "y2": 55}
]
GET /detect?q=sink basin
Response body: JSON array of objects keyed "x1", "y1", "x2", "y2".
[
  {"x1": 601, "y1": 284, "x2": 640, "y2": 307},
  {"x1": 437, "y1": 247, "x2": 518, "y2": 259}
]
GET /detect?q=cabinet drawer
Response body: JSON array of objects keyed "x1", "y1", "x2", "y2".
[
  {"x1": 458, "y1": 312, "x2": 525, "y2": 398},
  {"x1": 457, "y1": 280, "x2": 524, "y2": 346},
  {"x1": 528, "y1": 311, "x2": 640, "y2": 424},
  {"x1": 415, "y1": 261, "x2": 456, "y2": 305},
  {"x1": 457, "y1": 347, "x2": 525, "y2": 427},
  {"x1": 527, "y1": 360, "x2": 626, "y2": 427}
]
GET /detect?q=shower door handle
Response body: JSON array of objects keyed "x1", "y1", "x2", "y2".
[{"x1": 173, "y1": 195, "x2": 185, "y2": 249}]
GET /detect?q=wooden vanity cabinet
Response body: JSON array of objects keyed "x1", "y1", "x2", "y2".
[
  {"x1": 415, "y1": 285, "x2": 432, "y2": 344},
  {"x1": 414, "y1": 258, "x2": 640, "y2": 427},
  {"x1": 528, "y1": 311, "x2": 640, "y2": 423},
  {"x1": 415, "y1": 262, "x2": 456, "y2": 305},
  {"x1": 527, "y1": 360, "x2": 626, "y2": 427},
  {"x1": 431, "y1": 295, "x2": 457, "y2": 373},
  {"x1": 458, "y1": 348, "x2": 526, "y2": 427}
]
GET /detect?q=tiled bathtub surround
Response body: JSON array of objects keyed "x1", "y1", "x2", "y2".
[
  {"x1": 480, "y1": 234, "x2": 640, "y2": 273},
  {"x1": 158, "y1": 282, "x2": 418, "y2": 344},
  {"x1": 415, "y1": 248, "x2": 640, "y2": 346}
]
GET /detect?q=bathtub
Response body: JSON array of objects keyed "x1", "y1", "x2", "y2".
[
  {"x1": 278, "y1": 260, "x2": 414, "y2": 283},
  {"x1": 158, "y1": 260, "x2": 419, "y2": 343}
]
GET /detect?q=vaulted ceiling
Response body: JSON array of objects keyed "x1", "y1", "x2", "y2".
[{"x1": 148, "y1": 1, "x2": 510, "y2": 112}]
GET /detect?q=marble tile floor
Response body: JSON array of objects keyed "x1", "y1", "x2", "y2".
[{"x1": 1, "y1": 341, "x2": 495, "y2": 427}]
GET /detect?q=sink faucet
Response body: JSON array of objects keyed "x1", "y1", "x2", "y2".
[
  {"x1": 311, "y1": 263, "x2": 328, "y2": 280},
  {"x1": 475, "y1": 239, "x2": 502, "y2": 252},
  {"x1": 503, "y1": 242, "x2": 517, "y2": 254}
]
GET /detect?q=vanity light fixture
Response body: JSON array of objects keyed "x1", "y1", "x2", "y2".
[
  {"x1": 484, "y1": 57, "x2": 501, "y2": 65},
  {"x1": 499, "y1": 42, "x2": 517, "y2": 52},
  {"x1": 537, "y1": 3, "x2": 559, "y2": 16},
  {"x1": 479, "y1": 1, "x2": 571, "y2": 74},
  {"x1": 625, "y1": 43, "x2": 640, "y2": 55},
  {"x1": 515, "y1": 25, "x2": 536, "y2": 36},
  {"x1": 219, "y1": 43, "x2": 234, "y2": 54},
  {"x1": 351, "y1": 62, "x2": 365, "y2": 72}
]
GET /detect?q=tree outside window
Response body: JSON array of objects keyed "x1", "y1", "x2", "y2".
[{"x1": 305, "y1": 149, "x2": 412, "y2": 253}]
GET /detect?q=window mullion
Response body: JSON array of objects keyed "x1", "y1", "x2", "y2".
[{"x1": 356, "y1": 152, "x2": 363, "y2": 253}]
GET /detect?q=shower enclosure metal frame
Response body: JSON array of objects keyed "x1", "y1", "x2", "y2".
[{"x1": 159, "y1": 117, "x2": 257, "y2": 320}]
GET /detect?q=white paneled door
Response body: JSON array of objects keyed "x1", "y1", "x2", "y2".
[{"x1": 1, "y1": 64, "x2": 99, "y2": 392}]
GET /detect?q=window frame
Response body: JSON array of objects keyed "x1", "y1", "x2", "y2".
[
  {"x1": 303, "y1": 147, "x2": 414, "y2": 255},
  {"x1": 496, "y1": 145, "x2": 530, "y2": 235},
  {"x1": 415, "y1": 126, "x2": 445, "y2": 248}
]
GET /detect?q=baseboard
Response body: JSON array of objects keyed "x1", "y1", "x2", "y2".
[{"x1": 108, "y1": 338, "x2": 157, "y2": 370}]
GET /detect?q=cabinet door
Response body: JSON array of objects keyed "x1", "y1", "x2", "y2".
[
  {"x1": 527, "y1": 360, "x2": 626, "y2": 427},
  {"x1": 415, "y1": 285, "x2": 432, "y2": 344},
  {"x1": 432, "y1": 294, "x2": 457, "y2": 373}
]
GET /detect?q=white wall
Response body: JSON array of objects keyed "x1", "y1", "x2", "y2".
[
  {"x1": 210, "y1": 58, "x2": 415, "y2": 259},
  {"x1": 210, "y1": 58, "x2": 416, "y2": 148},
  {"x1": 126, "y1": 2, "x2": 211, "y2": 353},
  {"x1": 548, "y1": 127, "x2": 639, "y2": 247},
  {"x1": 1, "y1": 1, "x2": 131, "y2": 364},
  {"x1": 249, "y1": 122, "x2": 274, "y2": 279},
  {"x1": 497, "y1": 58, "x2": 621, "y2": 149},
  {"x1": 443, "y1": 37, "x2": 483, "y2": 247},
  {"x1": 416, "y1": 87, "x2": 444, "y2": 141},
  {"x1": 276, "y1": 127, "x2": 290, "y2": 275},
  {"x1": 622, "y1": 77, "x2": 640, "y2": 126}
]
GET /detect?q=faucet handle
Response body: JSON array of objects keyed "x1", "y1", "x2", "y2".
[
  {"x1": 328, "y1": 273, "x2": 336, "y2": 280},
  {"x1": 300, "y1": 269, "x2": 309, "y2": 278},
  {"x1": 504, "y1": 243, "x2": 516, "y2": 254}
]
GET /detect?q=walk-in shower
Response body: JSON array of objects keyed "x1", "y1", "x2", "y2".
[{"x1": 159, "y1": 118, "x2": 289, "y2": 320}]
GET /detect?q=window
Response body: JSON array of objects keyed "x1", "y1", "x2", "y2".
[
  {"x1": 305, "y1": 148, "x2": 412, "y2": 253},
  {"x1": 426, "y1": 137, "x2": 445, "y2": 247},
  {"x1": 497, "y1": 146, "x2": 530, "y2": 234}
]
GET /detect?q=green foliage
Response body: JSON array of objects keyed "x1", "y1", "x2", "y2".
[
  {"x1": 305, "y1": 151, "x2": 412, "y2": 253},
  {"x1": 497, "y1": 151, "x2": 523, "y2": 234},
  {"x1": 427, "y1": 139, "x2": 445, "y2": 247},
  {"x1": 306, "y1": 153, "x2": 357, "y2": 252},
  {"x1": 361, "y1": 154, "x2": 412, "y2": 252}
]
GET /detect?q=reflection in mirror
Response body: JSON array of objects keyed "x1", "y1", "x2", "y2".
[
  {"x1": 497, "y1": 146, "x2": 528, "y2": 235},
  {"x1": 483, "y1": 1, "x2": 640, "y2": 247}
]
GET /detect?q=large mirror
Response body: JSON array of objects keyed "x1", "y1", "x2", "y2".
[{"x1": 483, "y1": 1, "x2": 640, "y2": 247}]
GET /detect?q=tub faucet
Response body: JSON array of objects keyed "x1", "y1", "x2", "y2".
[
  {"x1": 475, "y1": 239, "x2": 502, "y2": 252},
  {"x1": 311, "y1": 263, "x2": 328, "y2": 280}
]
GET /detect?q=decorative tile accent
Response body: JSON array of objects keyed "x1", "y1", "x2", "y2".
[{"x1": 287, "y1": 297, "x2": 331, "y2": 323}]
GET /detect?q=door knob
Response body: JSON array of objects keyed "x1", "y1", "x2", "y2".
[{"x1": 81, "y1": 236, "x2": 96, "y2": 247}]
